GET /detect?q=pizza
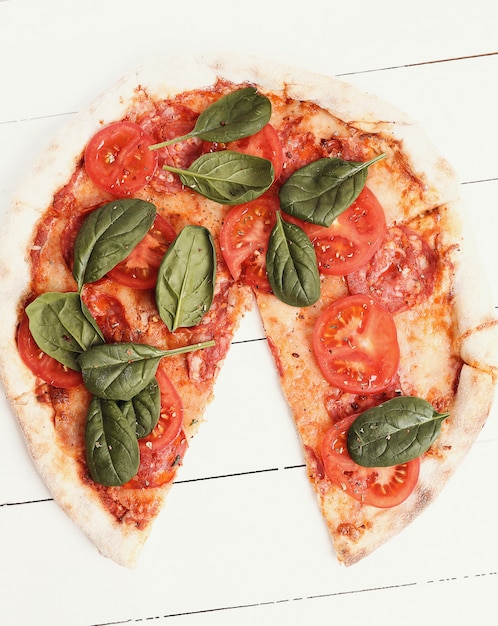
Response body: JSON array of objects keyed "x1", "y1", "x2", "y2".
[{"x1": 0, "y1": 53, "x2": 496, "y2": 568}]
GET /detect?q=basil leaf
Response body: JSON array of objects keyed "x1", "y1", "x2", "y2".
[
  {"x1": 85, "y1": 396, "x2": 140, "y2": 486},
  {"x1": 156, "y1": 225, "x2": 216, "y2": 331},
  {"x1": 78, "y1": 340, "x2": 215, "y2": 401},
  {"x1": 347, "y1": 396, "x2": 450, "y2": 467},
  {"x1": 26, "y1": 292, "x2": 104, "y2": 370},
  {"x1": 149, "y1": 87, "x2": 271, "y2": 148},
  {"x1": 120, "y1": 399, "x2": 137, "y2": 433},
  {"x1": 120, "y1": 378, "x2": 160, "y2": 439},
  {"x1": 73, "y1": 198, "x2": 156, "y2": 289},
  {"x1": 192, "y1": 87, "x2": 271, "y2": 142},
  {"x1": 163, "y1": 151, "x2": 274, "y2": 205},
  {"x1": 279, "y1": 154, "x2": 385, "y2": 227},
  {"x1": 266, "y1": 213, "x2": 320, "y2": 307},
  {"x1": 78, "y1": 342, "x2": 165, "y2": 401}
]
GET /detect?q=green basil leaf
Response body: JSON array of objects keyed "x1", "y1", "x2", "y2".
[
  {"x1": 73, "y1": 198, "x2": 156, "y2": 289},
  {"x1": 26, "y1": 292, "x2": 104, "y2": 370},
  {"x1": 149, "y1": 87, "x2": 271, "y2": 148},
  {"x1": 120, "y1": 399, "x2": 137, "y2": 433},
  {"x1": 347, "y1": 396, "x2": 450, "y2": 467},
  {"x1": 120, "y1": 378, "x2": 160, "y2": 439},
  {"x1": 266, "y1": 213, "x2": 320, "y2": 307},
  {"x1": 78, "y1": 340, "x2": 215, "y2": 401},
  {"x1": 192, "y1": 87, "x2": 271, "y2": 142},
  {"x1": 78, "y1": 342, "x2": 165, "y2": 401},
  {"x1": 279, "y1": 154, "x2": 385, "y2": 227},
  {"x1": 156, "y1": 225, "x2": 216, "y2": 331},
  {"x1": 163, "y1": 151, "x2": 274, "y2": 205},
  {"x1": 85, "y1": 396, "x2": 140, "y2": 486}
]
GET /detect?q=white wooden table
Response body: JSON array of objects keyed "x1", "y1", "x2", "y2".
[{"x1": 1, "y1": 1, "x2": 497, "y2": 624}]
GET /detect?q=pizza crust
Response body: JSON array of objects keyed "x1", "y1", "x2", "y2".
[{"x1": 0, "y1": 53, "x2": 496, "y2": 567}]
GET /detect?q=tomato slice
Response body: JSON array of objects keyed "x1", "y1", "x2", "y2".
[
  {"x1": 141, "y1": 365, "x2": 184, "y2": 452},
  {"x1": 321, "y1": 414, "x2": 420, "y2": 508},
  {"x1": 106, "y1": 213, "x2": 176, "y2": 289},
  {"x1": 17, "y1": 312, "x2": 83, "y2": 388},
  {"x1": 312, "y1": 294, "x2": 400, "y2": 394},
  {"x1": 125, "y1": 430, "x2": 187, "y2": 489},
  {"x1": 225, "y1": 124, "x2": 284, "y2": 181},
  {"x1": 284, "y1": 187, "x2": 387, "y2": 275},
  {"x1": 219, "y1": 193, "x2": 279, "y2": 292},
  {"x1": 125, "y1": 368, "x2": 185, "y2": 489},
  {"x1": 84, "y1": 121, "x2": 157, "y2": 197},
  {"x1": 123, "y1": 366, "x2": 185, "y2": 489}
]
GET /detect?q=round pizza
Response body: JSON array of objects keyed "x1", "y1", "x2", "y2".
[{"x1": 0, "y1": 53, "x2": 496, "y2": 568}]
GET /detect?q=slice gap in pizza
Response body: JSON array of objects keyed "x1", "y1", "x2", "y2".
[{"x1": 0, "y1": 53, "x2": 496, "y2": 567}]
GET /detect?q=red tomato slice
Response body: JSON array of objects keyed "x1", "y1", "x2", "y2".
[
  {"x1": 321, "y1": 414, "x2": 420, "y2": 508},
  {"x1": 106, "y1": 214, "x2": 176, "y2": 289},
  {"x1": 84, "y1": 121, "x2": 157, "y2": 197},
  {"x1": 284, "y1": 187, "x2": 387, "y2": 275},
  {"x1": 313, "y1": 294, "x2": 400, "y2": 394},
  {"x1": 17, "y1": 312, "x2": 83, "y2": 388},
  {"x1": 220, "y1": 193, "x2": 280, "y2": 292},
  {"x1": 125, "y1": 430, "x2": 187, "y2": 490},
  {"x1": 123, "y1": 366, "x2": 185, "y2": 489},
  {"x1": 226, "y1": 124, "x2": 284, "y2": 181},
  {"x1": 141, "y1": 365, "x2": 184, "y2": 452}
]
